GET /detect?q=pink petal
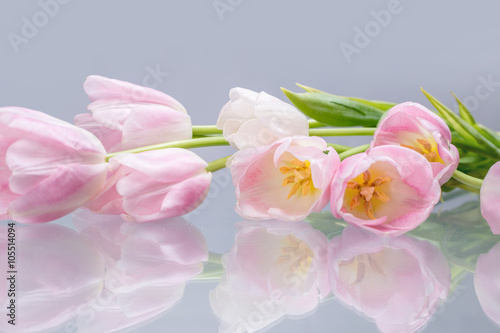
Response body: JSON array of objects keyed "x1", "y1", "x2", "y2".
[
  {"x1": 84, "y1": 75, "x2": 186, "y2": 113},
  {"x1": 480, "y1": 161, "x2": 500, "y2": 234}
]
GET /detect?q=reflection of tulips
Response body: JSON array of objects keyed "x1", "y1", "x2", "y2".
[
  {"x1": 328, "y1": 227, "x2": 450, "y2": 333},
  {"x1": 0, "y1": 224, "x2": 105, "y2": 333},
  {"x1": 210, "y1": 220, "x2": 330, "y2": 333},
  {"x1": 474, "y1": 242, "x2": 500, "y2": 327},
  {"x1": 73, "y1": 211, "x2": 208, "y2": 333}
]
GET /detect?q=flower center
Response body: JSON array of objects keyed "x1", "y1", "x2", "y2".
[
  {"x1": 401, "y1": 138, "x2": 444, "y2": 163},
  {"x1": 276, "y1": 235, "x2": 315, "y2": 275},
  {"x1": 347, "y1": 170, "x2": 391, "y2": 219},
  {"x1": 339, "y1": 252, "x2": 386, "y2": 286},
  {"x1": 280, "y1": 158, "x2": 315, "y2": 199}
]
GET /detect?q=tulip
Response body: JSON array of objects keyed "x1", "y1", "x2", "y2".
[
  {"x1": 209, "y1": 220, "x2": 330, "y2": 333},
  {"x1": 0, "y1": 107, "x2": 109, "y2": 223},
  {"x1": 474, "y1": 242, "x2": 500, "y2": 326},
  {"x1": 480, "y1": 161, "x2": 500, "y2": 234},
  {"x1": 84, "y1": 148, "x2": 212, "y2": 222},
  {"x1": 228, "y1": 135, "x2": 340, "y2": 221},
  {"x1": 216, "y1": 88, "x2": 309, "y2": 150},
  {"x1": 370, "y1": 102, "x2": 459, "y2": 185},
  {"x1": 74, "y1": 75, "x2": 192, "y2": 153},
  {"x1": 328, "y1": 227, "x2": 450, "y2": 333},
  {"x1": 73, "y1": 211, "x2": 208, "y2": 332},
  {"x1": 331, "y1": 145, "x2": 441, "y2": 236},
  {"x1": 0, "y1": 224, "x2": 105, "y2": 332}
]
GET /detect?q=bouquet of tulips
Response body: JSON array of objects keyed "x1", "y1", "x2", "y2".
[{"x1": 1, "y1": 75, "x2": 498, "y2": 237}]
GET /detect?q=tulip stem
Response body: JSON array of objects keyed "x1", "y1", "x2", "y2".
[
  {"x1": 105, "y1": 137, "x2": 230, "y2": 161},
  {"x1": 308, "y1": 119, "x2": 326, "y2": 128},
  {"x1": 192, "y1": 125, "x2": 223, "y2": 136},
  {"x1": 308, "y1": 127, "x2": 376, "y2": 137},
  {"x1": 326, "y1": 143, "x2": 353, "y2": 153},
  {"x1": 452, "y1": 170, "x2": 483, "y2": 189},
  {"x1": 338, "y1": 144, "x2": 370, "y2": 160},
  {"x1": 206, "y1": 156, "x2": 231, "y2": 172}
]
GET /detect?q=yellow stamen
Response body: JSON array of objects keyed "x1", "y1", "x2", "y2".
[
  {"x1": 401, "y1": 138, "x2": 444, "y2": 164},
  {"x1": 280, "y1": 158, "x2": 316, "y2": 200},
  {"x1": 347, "y1": 170, "x2": 392, "y2": 219}
]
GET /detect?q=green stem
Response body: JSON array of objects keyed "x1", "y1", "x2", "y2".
[
  {"x1": 339, "y1": 144, "x2": 370, "y2": 160},
  {"x1": 105, "y1": 137, "x2": 230, "y2": 161},
  {"x1": 308, "y1": 128, "x2": 376, "y2": 137},
  {"x1": 192, "y1": 125, "x2": 223, "y2": 136},
  {"x1": 455, "y1": 183, "x2": 481, "y2": 194},
  {"x1": 308, "y1": 119, "x2": 326, "y2": 128},
  {"x1": 206, "y1": 156, "x2": 231, "y2": 172},
  {"x1": 452, "y1": 170, "x2": 483, "y2": 189},
  {"x1": 327, "y1": 143, "x2": 352, "y2": 153},
  {"x1": 192, "y1": 120, "x2": 327, "y2": 136},
  {"x1": 207, "y1": 251, "x2": 223, "y2": 265}
]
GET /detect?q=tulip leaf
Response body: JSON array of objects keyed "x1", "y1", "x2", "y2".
[
  {"x1": 452, "y1": 92, "x2": 476, "y2": 125},
  {"x1": 421, "y1": 88, "x2": 500, "y2": 158},
  {"x1": 282, "y1": 88, "x2": 383, "y2": 127},
  {"x1": 296, "y1": 83, "x2": 396, "y2": 111},
  {"x1": 473, "y1": 123, "x2": 500, "y2": 148}
]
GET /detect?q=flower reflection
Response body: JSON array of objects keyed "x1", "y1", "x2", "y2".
[
  {"x1": 72, "y1": 210, "x2": 208, "y2": 332},
  {"x1": 209, "y1": 220, "x2": 330, "y2": 333},
  {"x1": 474, "y1": 241, "x2": 500, "y2": 327},
  {"x1": 328, "y1": 227, "x2": 450, "y2": 333},
  {"x1": 0, "y1": 224, "x2": 105, "y2": 333}
]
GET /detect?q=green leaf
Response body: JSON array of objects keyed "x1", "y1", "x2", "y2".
[
  {"x1": 421, "y1": 88, "x2": 500, "y2": 158},
  {"x1": 282, "y1": 88, "x2": 383, "y2": 127},
  {"x1": 474, "y1": 123, "x2": 500, "y2": 148},
  {"x1": 452, "y1": 92, "x2": 476, "y2": 125},
  {"x1": 296, "y1": 83, "x2": 395, "y2": 111}
]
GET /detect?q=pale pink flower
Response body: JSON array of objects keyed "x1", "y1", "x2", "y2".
[
  {"x1": 328, "y1": 227, "x2": 450, "y2": 333},
  {"x1": 331, "y1": 146, "x2": 441, "y2": 236},
  {"x1": 371, "y1": 102, "x2": 459, "y2": 185},
  {"x1": 474, "y1": 242, "x2": 500, "y2": 326},
  {"x1": 480, "y1": 161, "x2": 500, "y2": 234},
  {"x1": 74, "y1": 75, "x2": 192, "y2": 153},
  {"x1": 73, "y1": 211, "x2": 208, "y2": 333},
  {"x1": 228, "y1": 135, "x2": 340, "y2": 221},
  {"x1": 0, "y1": 107, "x2": 108, "y2": 223},
  {"x1": 0, "y1": 224, "x2": 105, "y2": 333},
  {"x1": 84, "y1": 149, "x2": 212, "y2": 222},
  {"x1": 210, "y1": 220, "x2": 330, "y2": 333},
  {"x1": 217, "y1": 88, "x2": 309, "y2": 149}
]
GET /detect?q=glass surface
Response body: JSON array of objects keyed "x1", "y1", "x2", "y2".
[{"x1": 1, "y1": 189, "x2": 499, "y2": 333}]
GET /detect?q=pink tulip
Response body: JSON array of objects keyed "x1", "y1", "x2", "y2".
[
  {"x1": 74, "y1": 75, "x2": 192, "y2": 153},
  {"x1": 228, "y1": 135, "x2": 340, "y2": 221},
  {"x1": 0, "y1": 224, "x2": 105, "y2": 332},
  {"x1": 328, "y1": 227, "x2": 450, "y2": 333},
  {"x1": 210, "y1": 220, "x2": 330, "y2": 333},
  {"x1": 480, "y1": 161, "x2": 500, "y2": 234},
  {"x1": 474, "y1": 242, "x2": 500, "y2": 326},
  {"x1": 73, "y1": 211, "x2": 208, "y2": 332},
  {"x1": 84, "y1": 148, "x2": 212, "y2": 222},
  {"x1": 216, "y1": 88, "x2": 309, "y2": 149},
  {"x1": 331, "y1": 146, "x2": 441, "y2": 236},
  {"x1": 371, "y1": 102, "x2": 459, "y2": 185},
  {"x1": 0, "y1": 107, "x2": 109, "y2": 223}
]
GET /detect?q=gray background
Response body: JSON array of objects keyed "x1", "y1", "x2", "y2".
[{"x1": 1, "y1": 0, "x2": 500, "y2": 332}]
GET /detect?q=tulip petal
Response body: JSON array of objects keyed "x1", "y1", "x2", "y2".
[
  {"x1": 84, "y1": 75, "x2": 186, "y2": 113},
  {"x1": 480, "y1": 161, "x2": 500, "y2": 234}
]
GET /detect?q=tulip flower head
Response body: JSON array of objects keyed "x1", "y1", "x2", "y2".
[
  {"x1": 480, "y1": 161, "x2": 500, "y2": 234},
  {"x1": 75, "y1": 75, "x2": 192, "y2": 153},
  {"x1": 229, "y1": 136, "x2": 340, "y2": 221},
  {"x1": 216, "y1": 88, "x2": 309, "y2": 150},
  {"x1": 0, "y1": 107, "x2": 109, "y2": 223},
  {"x1": 331, "y1": 146, "x2": 441, "y2": 236},
  {"x1": 84, "y1": 149, "x2": 212, "y2": 222},
  {"x1": 371, "y1": 102, "x2": 459, "y2": 185}
]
